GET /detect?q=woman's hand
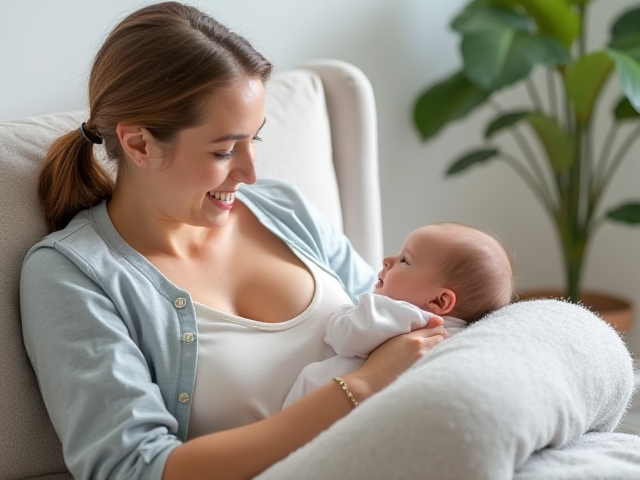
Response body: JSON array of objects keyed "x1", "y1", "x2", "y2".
[{"x1": 343, "y1": 316, "x2": 449, "y2": 403}]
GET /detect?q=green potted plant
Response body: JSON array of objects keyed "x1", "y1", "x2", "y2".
[{"x1": 413, "y1": 0, "x2": 640, "y2": 331}]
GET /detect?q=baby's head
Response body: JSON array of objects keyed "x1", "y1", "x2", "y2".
[{"x1": 374, "y1": 222, "x2": 514, "y2": 322}]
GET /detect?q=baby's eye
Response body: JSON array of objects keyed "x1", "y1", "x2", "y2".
[
  {"x1": 400, "y1": 256, "x2": 410, "y2": 265},
  {"x1": 252, "y1": 135, "x2": 263, "y2": 143}
]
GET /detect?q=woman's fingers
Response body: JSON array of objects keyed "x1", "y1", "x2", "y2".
[
  {"x1": 349, "y1": 321, "x2": 451, "y2": 401},
  {"x1": 406, "y1": 331, "x2": 446, "y2": 356},
  {"x1": 422, "y1": 333, "x2": 446, "y2": 350},
  {"x1": 426, "y1": 315, "x2": 443, "y2": 328},
  {"x1": 424, "y1": 315, "x2": 450, "y2": 339},
  {"x1": 412, "y1": 325, "x2": 450, "y2": 340}
]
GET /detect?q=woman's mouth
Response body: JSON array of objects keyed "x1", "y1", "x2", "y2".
[{"x1": 207, "y1": 190, "x2": 236, "y2": 209}]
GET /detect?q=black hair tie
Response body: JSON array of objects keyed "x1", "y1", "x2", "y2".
[{"x1": 80, "y1": 122, "x2": 103, "y2": 145}]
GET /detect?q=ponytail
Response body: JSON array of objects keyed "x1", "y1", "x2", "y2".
[{"x1": 38, "y1": 128, "x2": 114, "y2": 232}]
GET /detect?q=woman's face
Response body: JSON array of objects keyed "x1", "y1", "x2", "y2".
[{"x1": 143, "y1": 77, "x2": 266, "y2": 229}]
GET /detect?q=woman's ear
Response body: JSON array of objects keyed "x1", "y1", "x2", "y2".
[
  {"x1": 425, "y1": 289, "x2": 456, "y2": 315},
  {"x1": 116, "y1": 124, "x2": 162, "y2": 168}
]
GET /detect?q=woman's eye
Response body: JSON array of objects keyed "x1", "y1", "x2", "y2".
[
  {"x1": 213, "y1": 151, "x2": 234, "y2": 160},
  {"x1": 400, "y1": 256, "x2": 409, "y2": 265},
  {"x1": 213, "y1": 137, "x2": 260, "y2": 159}
]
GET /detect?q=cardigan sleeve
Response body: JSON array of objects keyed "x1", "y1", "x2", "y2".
[{"x1": 20, "y1": 247, "x2": 181, "y2": 480}]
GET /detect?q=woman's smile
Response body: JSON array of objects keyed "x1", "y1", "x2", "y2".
[{"x1": 207, "y1": 190, "x2": 236, "y2": 210}]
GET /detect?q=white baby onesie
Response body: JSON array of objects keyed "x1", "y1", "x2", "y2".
[{"x1": 282, "y1": 292, "x2": 467, "y2": 408}]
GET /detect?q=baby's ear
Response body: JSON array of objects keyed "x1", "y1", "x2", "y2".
[{"x1": 426, "y1": 289, "x2": 456, "y2": 315}]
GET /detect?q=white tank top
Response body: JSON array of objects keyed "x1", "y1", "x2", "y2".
[{"x1": 186, "y1": 247, "x2": 353, "y2": 439}]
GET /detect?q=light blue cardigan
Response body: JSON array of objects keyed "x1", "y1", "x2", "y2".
[{"x1": 20, "y1": 178, "x2": 376, "y2": 480}]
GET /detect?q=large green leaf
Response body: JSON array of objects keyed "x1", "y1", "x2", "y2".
[
  {"x1": 614, "y1": 96, "x2": 640, "y2": 121},
  {"x1": 609, "y1": 9, "x2": 640, "y2": 80},
  {"x1": 413, "y1": 72, "x2": 490, "y2": 140},
  {"x1": 565, "y1": 51, "x2": 615, "y2": 124},
  {"x1": 462, "y1": 0, "x2": 516, "y2": 10},
  {"x1": 611, "y1": 7, "x2": 640, "y2": 41},
  {"x1": 484, "y1": 111, "x2": 530, "y2": 138},
  {"x1": 606, "y1": 203, "x2": 640, "y2": 224},
  {"x1": 526, "y1": 113, "x2": 573, "y2": 172},
  {"x1": 462, "y1": 28, "x2": 571, "y2": 91},
  {"x1": 609, "y1": 32, "x2": 640, "y2": 60},
  {"x1": 607, "y1": 49, "x2": 640, "y2": 113},
  {"x1": 446, "y1": 148, "x2": 500, "y2": 175},
  {"x1": 452, "y1": 5, "x2": 530, "y2": 33},
  {"x1": 453, "y1": 0, "x2": 580, "y2": 47},
  {"x1": 501, "y1": 0, "x2": 580, "y2": 47}
]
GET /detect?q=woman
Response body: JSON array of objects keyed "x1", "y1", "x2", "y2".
[{"x1": 20, "y1": 3, "x2": 448, "y2": 479}]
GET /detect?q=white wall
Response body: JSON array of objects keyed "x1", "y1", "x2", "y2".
[{"x1": 2, "y1": 0, "x2": 639, "y2": 356}]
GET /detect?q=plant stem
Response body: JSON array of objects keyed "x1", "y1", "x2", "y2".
[
  {"x1": 546, "y1": 68, "x2": 558, "y2": 124},
  {"x1": 589, "y1": 124, "x2": 622, "y2": 228},
  {"x1": 561, "y1": 3, "x2": 588, "y2": 302},
  {"x1": 499, "y1": 152, "x2": 555, "y2": 215},
  {"x1": 586, "y1": 125, "x2": 640, "y2": 228},
  {"x1": 525, "y1": 77, "x2": 545, "y2": 113},
  {"x1": 565, "y1": 247, "x2": 585, "y2": 301},
  {"x1": 577, "y1": 4, "x2": 587, "y2": 58},
  {"x1": 558, "y1": 72, "x2": 574, "y2": 231},
  {"x1": 488, "y1": 100, "x2": 557, "y2": 207},
  {"x1": 594, "y1": 123, "x2": 619, "y2": 186},
  {"x1": 565, "y1": 122, "x2": 584, "y2": 301},
  {"x1": 588, "y1": 215, "x2": 606, "y2": 236},
  {"x1": 598, "y1": 123, "x2": 640, "y2": 198},
  {"x1": 583, "y1": 122, "x2": 594, "y2": 223},
  {"x1": 512, "y1": 128, "x2": 557, "y2": 207}
]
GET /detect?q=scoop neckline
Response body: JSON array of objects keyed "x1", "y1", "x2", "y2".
[{"x1": 192, "y1": 247, "x2": 322, "y2": 331}]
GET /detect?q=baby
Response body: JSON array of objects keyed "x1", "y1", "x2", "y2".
[{"x1": 283, "y1": 222, "x2": 515, "y2": 408}]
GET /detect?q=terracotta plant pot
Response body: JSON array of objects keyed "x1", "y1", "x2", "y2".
[{"x1": 516, "y1": 289, "x2": 634, "y2": 335}]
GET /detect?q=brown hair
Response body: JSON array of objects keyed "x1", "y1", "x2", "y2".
[
  {"x1": 435, "y1": 223, "x2": 515, "y2": 322},
  {"x1": 38, "y1": 1, "x2": 273, "y2": 231}
]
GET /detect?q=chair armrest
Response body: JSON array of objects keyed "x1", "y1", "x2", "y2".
[{"x1": 300, "y1": 59, "x2": 383, "y2": 268}]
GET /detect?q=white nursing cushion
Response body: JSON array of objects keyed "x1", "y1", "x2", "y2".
[{"x1": 0, "y1": 67, "x2": 341, "y2": 480}]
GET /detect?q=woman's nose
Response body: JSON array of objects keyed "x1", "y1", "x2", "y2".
[{"x1": 233, "y1": 145, "x2": 258, "y2": 184}]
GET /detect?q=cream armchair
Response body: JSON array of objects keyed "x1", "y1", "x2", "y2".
[
  {"x1": 0, "y1": 59, "x2": 383, "y2": 480},
  {"x1": 5, "y1": 59, "x2": 640, "y2": 480}
]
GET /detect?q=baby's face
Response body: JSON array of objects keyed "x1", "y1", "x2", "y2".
[{"x1": 374, "y1": 225, "x2": 449, "y2": 309}]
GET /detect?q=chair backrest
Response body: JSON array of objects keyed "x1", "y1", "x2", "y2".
[{"x1": 0, "y1": 59, "x2": 382, "y2": 479}]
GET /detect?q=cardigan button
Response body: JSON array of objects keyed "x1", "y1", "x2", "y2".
[
  {"x1": 182, "y1": 332, "x2": 195, "y2": 344},
  {"x1": 178, "y1": 392, "x2": 190, "y2": 404},
  {"x1": 174, "y1": 297, "x2": 187, "y2": 309}
]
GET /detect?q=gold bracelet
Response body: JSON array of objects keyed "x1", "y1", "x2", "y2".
[{"x1": 333, "y1": 376, "x2": 359, "y2": 408}]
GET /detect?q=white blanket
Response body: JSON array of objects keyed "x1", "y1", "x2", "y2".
[
  {"x1": 515, "y1": 432, "x2": 640, "y2": 479},
  {"x1": 255, "y1": 299, "x2": 640, "y2": 480}
]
